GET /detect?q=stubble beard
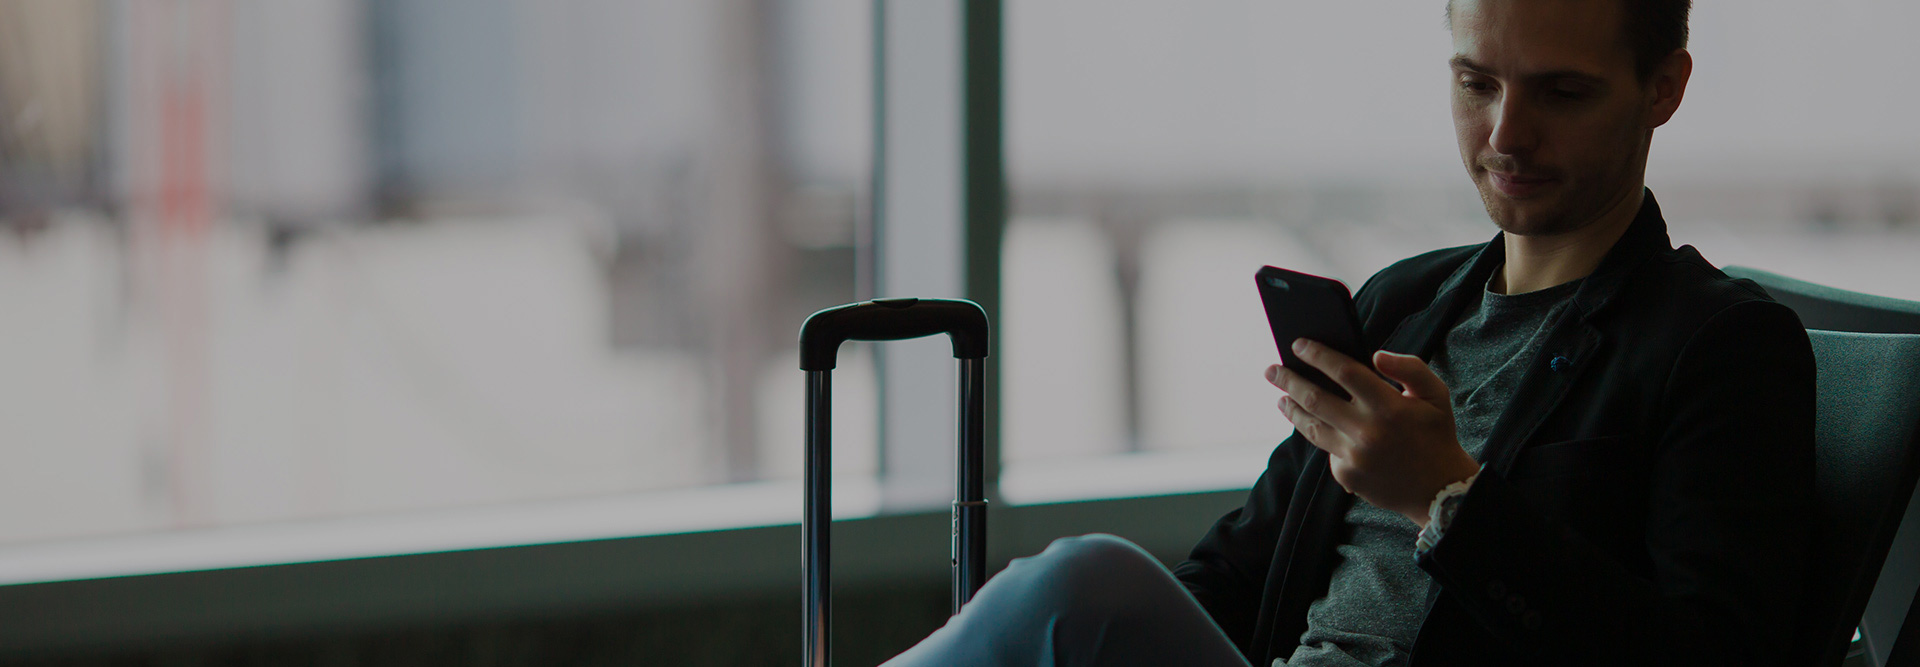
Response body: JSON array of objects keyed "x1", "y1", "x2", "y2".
[{"x1": 1472, "y1": 126, "x2": 1649, "y2": 239}]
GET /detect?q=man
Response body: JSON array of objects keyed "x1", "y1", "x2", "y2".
[{"x1": 884, "y1": 0, "x2": 1814, "y2": 665}]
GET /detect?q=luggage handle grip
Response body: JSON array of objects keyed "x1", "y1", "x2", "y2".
[{"x1": 799, "y1": 298, "x2": 989, "y2": 371}]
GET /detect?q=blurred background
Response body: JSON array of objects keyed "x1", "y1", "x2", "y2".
[
  {"x1": 0, "y1": 0, "x2": 1916, "y2": 664},
  {"x1": 0, "y1": 0, "x2": 876, "y2": 545}
]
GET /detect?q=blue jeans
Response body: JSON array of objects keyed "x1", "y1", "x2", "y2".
[{"x1": 881, "y1": 534, "x2": 1255, "y2": 667}]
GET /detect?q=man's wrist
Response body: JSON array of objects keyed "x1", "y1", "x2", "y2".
[
  {"x1": 1405, "y1": 458, "x2": 1482, "y2": 527},
  {"x1": 1413, "y1": 467, "x2": 1481, "y2": 556}
]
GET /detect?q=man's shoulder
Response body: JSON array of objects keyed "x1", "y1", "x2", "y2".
[
  {"x1": 1359, "y1": 243, "x2": 1485, "y2": 295},
  {"x1": 1348, "y1": 237, "x2": 1803, "y2": 345},
  {"x1": 1352, "y1": 242, "x2": 1484, "y2": 322},
  {"x1": 1616, "y1": 243, "x2": 1806, "y2": 342},
  {"x1": 1638, "y1": 243, "x2": 1774, "y2": 307}
]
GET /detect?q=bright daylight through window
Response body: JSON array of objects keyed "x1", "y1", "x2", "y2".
[{"x1": 0, "y1": 0, "x2": 876, "y2": 572}]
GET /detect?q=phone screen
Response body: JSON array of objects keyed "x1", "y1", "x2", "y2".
[{"x1": 1256, "y1": 266, "x2": 1370, "y2": 401}]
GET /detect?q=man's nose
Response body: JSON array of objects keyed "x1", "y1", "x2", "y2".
[{"x1": 1487, "y1": 94, "x2": 1538, "y2": 157}]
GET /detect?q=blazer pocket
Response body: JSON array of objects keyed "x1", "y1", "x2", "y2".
[{"x1": 1509, "y1": 435, "x2": 1633, "y2": 480}]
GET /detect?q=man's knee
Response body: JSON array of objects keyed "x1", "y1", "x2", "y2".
[
  {"x1": 1035, "y1": 533, "x2": 1162, "y2": 580},
  {"x1": 1006, "y1": 534, "x2": 1170, "y2": 613}
]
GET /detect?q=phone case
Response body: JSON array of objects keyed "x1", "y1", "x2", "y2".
[{"x1": 1256, "y1": 265, "x2": 1371, "y2": 401}]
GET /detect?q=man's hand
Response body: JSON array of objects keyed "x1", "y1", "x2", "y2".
[{"x1": 1266, "y1": 339, "x2": 1481, "y2": 527}]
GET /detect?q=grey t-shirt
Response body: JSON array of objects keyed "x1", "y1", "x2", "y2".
[{"x1": 1280, "y1": 275, "x2": 1581, "y2": 667}]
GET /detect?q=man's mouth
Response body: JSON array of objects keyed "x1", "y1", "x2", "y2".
[{"x1": 1487, "y1": 170, "x2": 1557, "y2": 198}]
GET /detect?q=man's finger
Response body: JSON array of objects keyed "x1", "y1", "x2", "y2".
[
  {"x1": 1280, "y1": 395, "x2": 1349, "y2": 459},
  {"x1": 1268, "y1": 364, "x2": 1364, "y2": 432},
  {"x1": 1374, "y1": 351, "x2": 1449, "y2": 404},
  {"x1": 1293, "y1": 339, "x2": 1395, "y2": 405}
]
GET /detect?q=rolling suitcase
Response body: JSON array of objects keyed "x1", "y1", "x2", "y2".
[{"x1": 798, "y1": 297, "x2": 991, "y2": 667}]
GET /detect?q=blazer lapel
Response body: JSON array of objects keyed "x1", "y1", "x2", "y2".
[
  {"x1": 1474, "y1": 192, "x2": 1671, "y2": 475},
  {"x1": 1476, "y1": 316, "x2": 1603, "y2": 475}
]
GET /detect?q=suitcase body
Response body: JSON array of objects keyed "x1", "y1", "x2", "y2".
[{"x1": 798, "y1": 297, "x2": 990, "y2": 667}]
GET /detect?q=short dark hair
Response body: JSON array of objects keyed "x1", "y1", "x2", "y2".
[{"x1": 1447, "y1": 0, "x2": 1691, "y2": 81}]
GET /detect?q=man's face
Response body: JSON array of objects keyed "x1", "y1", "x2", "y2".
[{"x1": 1449, "y1": 0, "x2": 1658, "y2": 236}]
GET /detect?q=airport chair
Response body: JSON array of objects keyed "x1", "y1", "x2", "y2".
[
  {"x1": 1725, "y1": 266, "x2": 1920, "y2": 667},
  {"x1": 1727, "y1": 266, "x2": 1920, "y2": 335}
]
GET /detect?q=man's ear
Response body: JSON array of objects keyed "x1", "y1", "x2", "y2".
[{"x1": 1645, "y1": 48, "x2": 1692, "y2": 129}]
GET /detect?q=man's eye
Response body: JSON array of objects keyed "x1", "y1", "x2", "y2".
[{"x1": 1458, "y1": 80, "x2": 1493, "y2": 94}]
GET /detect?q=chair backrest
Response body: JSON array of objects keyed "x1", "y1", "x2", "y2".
[
  {"x1": 1724, "y1": 266, "x2": 1920, "y2": 335},
  {"x1": 1801, "y1": 331, "x2": 1920, "y2": 666},
  {"x1": 1725, "y1": 266, "x2": 1920, "y2": 667}
]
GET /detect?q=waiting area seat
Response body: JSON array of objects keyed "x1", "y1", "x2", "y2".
[
  {"x1": 1725, "y1": 266, "x2": 1920, "y2": 667},
  {"x1": 1727, "y1": 266, "x2": 1920, "y2": 335}
]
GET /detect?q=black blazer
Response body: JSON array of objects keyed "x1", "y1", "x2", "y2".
[{"x1": 1173, "y1": 192, "x2": 1817, "y2": 666}]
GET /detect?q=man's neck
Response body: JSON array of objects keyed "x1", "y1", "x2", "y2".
[{"x1": 1492, "y1": 187, "x2": 1644, "y2": 295}]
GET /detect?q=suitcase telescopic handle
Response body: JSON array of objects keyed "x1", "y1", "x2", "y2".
[
  {"x1": 798, "y1": 297, "x2": 991, "y2": 667},
  {"x1": 799, "y1": 297, "x2": 990, "y2": 370}
]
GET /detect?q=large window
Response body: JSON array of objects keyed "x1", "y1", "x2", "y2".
[
  {"x1": 0, "y1": 0, "x2": 877, "y2": 555},
  {"x1": 999, "y1": 0, "x2": 1920, "y2": 502}
]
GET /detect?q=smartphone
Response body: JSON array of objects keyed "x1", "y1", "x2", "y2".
[{"x1": 1256, "y1": 265, "x2": 1371, "y2": 401}]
